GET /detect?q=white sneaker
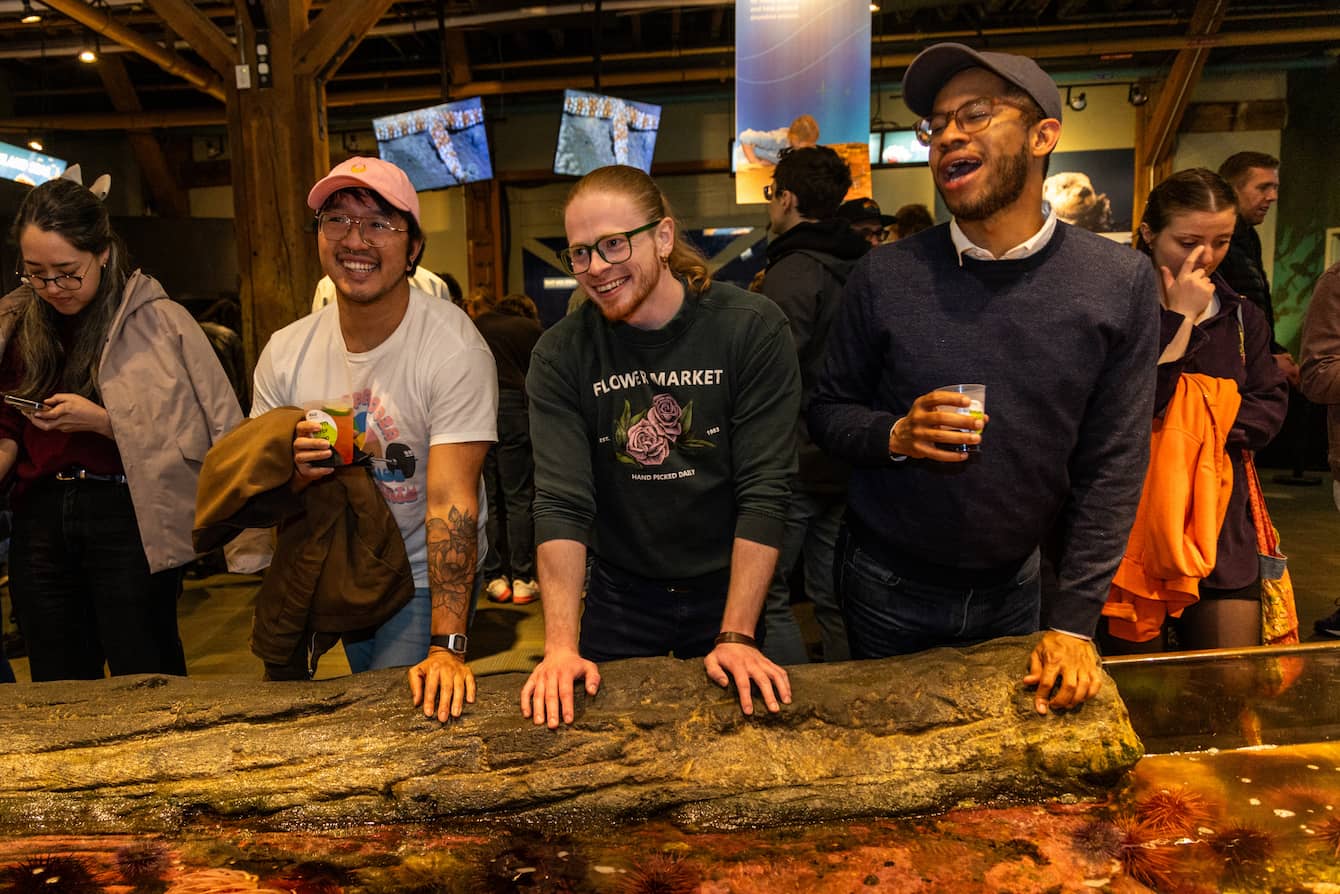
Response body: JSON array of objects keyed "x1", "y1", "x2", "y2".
[
  {"x1": 485, "y1": 577, "x2": 512, "y2": 603},
  {"x1": 511, "y1": 579, "x2": 540, "y2": 605}
]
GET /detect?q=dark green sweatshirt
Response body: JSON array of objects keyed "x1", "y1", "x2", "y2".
[{"x1": 527, "y1": 280, "x2": 800, "y2": 580}]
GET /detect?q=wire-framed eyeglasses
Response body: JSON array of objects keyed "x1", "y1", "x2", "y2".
[
  {"x1": 18, "y1": 256, "x2": 96, "y2": 292},
  {"x1": 558, "y1": 220, "x2": 662, "y2": 275},
  {"x1": 316, "y1": 212, "x2": 410, "y2": 246},
  {"x1": 915, "y1": 96, "x2": 1029, "y2": 147}
]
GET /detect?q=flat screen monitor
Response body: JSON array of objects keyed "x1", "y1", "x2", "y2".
[
  {"x1": 869, "y1": 130, "x2": 930, "y2": 167},
  {"x1": 553, "y1": 89, "x2": 661, "y2": 177},
  {"x1": 372, "y1": 97, "x2": 492, "y2": 190},
  {"x1": 0, "y1": 141, "x2": 66, "y2": 186}
]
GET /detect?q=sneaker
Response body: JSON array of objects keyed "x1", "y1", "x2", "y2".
[
  {"x1": 511, "y1": 579, "x2": 541, "y2": 605},
  {"x1": 1315, "y1": 603, "x2": 1340, "y2": 638},
  {"x1": 485, "y1": 577, "x2": 512, "y2": 603}
]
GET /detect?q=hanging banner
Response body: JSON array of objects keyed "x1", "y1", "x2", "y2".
[{"x1": 734, "y1": 0, "x2": 871, "y2": 204}]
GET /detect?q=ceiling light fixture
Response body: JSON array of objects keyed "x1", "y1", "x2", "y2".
[
  {"x1": 1128, "y1": 83, "x2": 1149, "y2": 106},
  {"x1": 78, "y1": 28, "x2": 98, "y2": 63},
  {"x1": 869, "y1": 2, "x2": 880, "y2": 10},
  {"x1": 27, "y1": 138, "x2": 44, "y2": 152},
  {"x1": 1066, "y1": 86, "x2": 1087, "y2": 112},
  {"x1": 20, "y1": 0, "x2": 42, "y2": 24}
]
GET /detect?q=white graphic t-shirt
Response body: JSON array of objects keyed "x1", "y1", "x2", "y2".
[{"x1": 252, "y1": 287, "x2": 498, "y2": 587}]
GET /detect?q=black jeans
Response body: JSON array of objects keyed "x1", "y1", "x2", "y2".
[
  {"x1": 9, "y1": 478, "x2": 186, "y2": 681},
  {"x1": 580, "y1": 560, "x2": 757, "y2": 661},
  {"x1": 481, "y1": 389, "x2": 537, "y2": 581}
]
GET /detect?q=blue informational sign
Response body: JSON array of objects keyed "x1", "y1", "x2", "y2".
[
  {"x1": 733, "y1": 0, "x2": 871, "y2": 201},
  {"x1": 0, "y1": 142, "x2": 66, "y2": 186}
]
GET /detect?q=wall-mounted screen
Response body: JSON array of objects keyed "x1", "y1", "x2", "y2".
[
  {"x1": 868, "y1": 130, "x2": 930, "y2": 167},
  {"x1": 372, "y1": 97, "x2": 492, "y2": 190},
  {"x1": 0, "y1": 141, "x2": 66, "y2": 186},
  {"x1": 553, "y1": 90, "x2": 660, "y2": 177}
]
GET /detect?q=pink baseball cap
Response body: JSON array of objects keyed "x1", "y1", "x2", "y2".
[{"x1": 306, "y1": 156, "x2": 420, "y2": 227}]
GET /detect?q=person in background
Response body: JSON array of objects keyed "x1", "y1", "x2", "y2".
[
  {"x1": 1216, "y1": 151, "x2": 1297, "y2": 387},
  {"x1": 836, "y1": 197, "x2": 897, "y2": 249},
  {"x1": 808, "y1": 43, "x2": 1160, "y2": 714},
  {"x1": 0, "y1": 169, "x2": 243, "y2": 681},
  {"x1": 474, "y1": 292, "x2": 544, "y2": 606},
  {"x1": 436, "y1": 271, "x2": 464, "y2": 309},
  {"x1": 759, "y1": 147, "x2": 868, "y2": 664},
  {"x1": 1102, "y1": 168, "x2": 1288, "y2": 653},
  {"x1": 889, "y1": 204, "x2": 934, "y2": 241},
  {"x1": 1298, "y1": 259, "x2": 1340, "y2": 638},
  {"x1": 253, "y1": 156, "x2": 497, "y2": 721},
  {"x1": 521, "y1": 165, "x2": 800, "y2": 727}
]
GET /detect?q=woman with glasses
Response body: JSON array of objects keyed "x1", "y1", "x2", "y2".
[{"x1": 0, "y1": 172, "x2": 243, "y2": 681}]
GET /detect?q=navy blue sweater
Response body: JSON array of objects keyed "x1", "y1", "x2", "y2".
[{"x1": 808, "y1": 222, "x2": 1161, "y2": 636}]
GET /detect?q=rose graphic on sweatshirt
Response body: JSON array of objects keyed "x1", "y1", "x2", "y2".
[{"x1": 614, "y1": 393, "x2": 715, "y2": 467}]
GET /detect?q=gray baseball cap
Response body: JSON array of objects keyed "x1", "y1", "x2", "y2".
[{"x1": 902, "y1": 42, "x2": 1063, "y2": 123}]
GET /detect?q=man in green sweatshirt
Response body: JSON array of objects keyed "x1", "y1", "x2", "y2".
[{"x1": 520, "y1": 165, "x2": 802, "y2": 728}]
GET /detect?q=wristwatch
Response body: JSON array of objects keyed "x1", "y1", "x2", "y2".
[{"x1": 429, "y1": 633, "x2": 468, "y2": 657}]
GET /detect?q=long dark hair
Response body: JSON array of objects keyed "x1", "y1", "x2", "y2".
[
  {"x1": 10, "y1": 177, "x2": 128, "y2": 401},
  {"x1": 1136, "y1": 168, "x2": 1238, "y2": 256},
  {"x1": 564, "y1": 165, "x2": 711, "y2": 293}
]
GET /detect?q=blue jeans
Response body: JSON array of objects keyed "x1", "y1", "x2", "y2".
[
  {"x1": 835, "y1": 524, "x2": 1041, "y2": 659},
  {"x1": 343, "y1": 573, "x2": 483, "y2": 672},
  {"x1": 763, "y1": 491, "x2": 848, "y2": 665},
  {"x1": 580, "y1": 560, "x2": 748, "y2": 661},
  {"x1": 9, "y1": 478, "x2": 186, "y2": 681}
]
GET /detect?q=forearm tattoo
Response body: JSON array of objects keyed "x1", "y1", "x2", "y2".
[{"x1": 426, "y1": 507, "x2": 477, "y2": 629}]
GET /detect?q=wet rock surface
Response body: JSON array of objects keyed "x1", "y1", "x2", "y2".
[{"x1": 0, "y1": 634, "x2": 1142, "y2": 834}]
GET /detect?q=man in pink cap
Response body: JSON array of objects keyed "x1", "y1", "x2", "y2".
[{"x1": 250, "y1": 156, "x2": 498, "y2": 721}]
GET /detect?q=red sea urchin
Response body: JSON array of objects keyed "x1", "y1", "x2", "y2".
[
  {"x1": 1114, "y1": 816, "x2": 1179, "y2": 890},
  {"x1": 1313, "y1": 816, "x2": 1340, "y2": 858},
  {"x1": 1135, "y1": 786, "x2": 1212, "y2": 836},
  {"x1": 617, "y1": 854, "x2": 700, "y2": 894}
]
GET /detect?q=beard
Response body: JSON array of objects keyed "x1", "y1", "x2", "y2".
[
  {"x1": 593, "y1": 258, "x2": 662, "y2": 324},
  {"x1": 940, "y1": 143, "x2": 1032, "y2": 222}
]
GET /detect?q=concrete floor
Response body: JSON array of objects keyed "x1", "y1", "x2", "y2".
[{"x1": 2, "y1": 468, "x2": 1337, "y2": 684}]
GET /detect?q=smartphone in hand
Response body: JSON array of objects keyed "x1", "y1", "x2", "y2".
[{"x1": 3, "y1": 395, "x2": 48, "y2": 412}]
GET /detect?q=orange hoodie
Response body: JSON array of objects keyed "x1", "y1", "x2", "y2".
[{"x1": 1103, "y1": 372, "x2": 1241, "y2": 642}]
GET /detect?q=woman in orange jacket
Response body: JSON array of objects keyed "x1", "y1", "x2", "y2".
[{"x1": 1101, "y1": 169, "x2": 1288, "y2": 654}]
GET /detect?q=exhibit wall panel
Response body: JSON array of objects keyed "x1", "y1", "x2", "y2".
[{"x1": 417, "y1": 187, "x2": 470, "y2": 288}]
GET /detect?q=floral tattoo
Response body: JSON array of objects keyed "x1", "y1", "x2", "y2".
[{"x1": 426, "y1": 507, "x2": 476, "y2": 628}]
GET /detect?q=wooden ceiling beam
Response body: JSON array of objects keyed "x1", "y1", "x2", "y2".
[
  {"x1": 1140, "y1": 0, "x2": 1228, "y2": 166},
  {"x1": 445, "y1": 27, "x2": 471, "y2": 90},
  {"x1": 294, "y1": 0, "x2": 397, "y2": 78},
  {"x1": 143, "y1": 0, "x2": 238, "y2": 80},
  {"x1": 97, "y1": 55, "x2": 191, "y2": 218},
  {"x1": 36, "y1": 0, "x2": 226, "y2": 101}
]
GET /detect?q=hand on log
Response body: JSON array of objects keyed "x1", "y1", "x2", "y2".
[
  {"x1": 409, "y1": 649, "x2": 476, "y2": 722},
  {"x1": 704, "y1": 641, "x2": 792, "y2": 716},
  {"x1": 1021, "y1": 630, "x2": 1103, "y2": 715},
  {"x1": 520, "y1": 647, "x2": 602, "y2": 729}
]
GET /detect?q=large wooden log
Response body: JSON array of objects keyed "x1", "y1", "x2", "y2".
[{"x1": 0, "y1": 635, "x2": 1142, "y2": 835}]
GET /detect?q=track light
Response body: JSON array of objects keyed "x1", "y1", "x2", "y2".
[
  {"x1": 78, "y1": 28, "x2": 97, "y2": 63},
  {"x1": 20, "y1": 0, "x2": 42, "y2": 24},
  {"x1": 1066, "y1": 87, "x2": 1087, "y2": 112},
  {"x1": 27, "y1": 138, "x2": 43, "y2": 152},
  {"x1": 1128, "y1": 83, "x2": 1149, "y2": 107}
]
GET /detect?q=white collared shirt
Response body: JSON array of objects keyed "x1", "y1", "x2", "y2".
[{"x1": 949, "y1": 209, "x2": 1059, "y2": 266}]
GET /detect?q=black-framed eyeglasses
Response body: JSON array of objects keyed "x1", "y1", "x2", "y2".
[
  {"x1": 558, "y1": 219, "x2": 662, "y2": 275},
  {"x1": 915, "y1": 96, "x2": 1029, "y2": 147},
  {"x1": 316, "y1": 212, "x2": 410, "y2": 246},
  {"x1": 18, "y1": 256, "x2": 96, "y2": 292}
]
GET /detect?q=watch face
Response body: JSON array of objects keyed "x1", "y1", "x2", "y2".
[{"x1": 433, "y1": 633, "x2": 468, "y2": 654}]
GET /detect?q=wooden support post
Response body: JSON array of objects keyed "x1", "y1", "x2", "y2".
[{"x1": 464, "y1": 180, "x2": 504, "y2": 301}]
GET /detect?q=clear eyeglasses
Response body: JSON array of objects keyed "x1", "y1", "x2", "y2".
[
  {"x1": 915, "y1": 96, "x2": 1028, "y2": 146},
  {"x1": 316, "y1": 213, "x2": 410, "y2": 246}
]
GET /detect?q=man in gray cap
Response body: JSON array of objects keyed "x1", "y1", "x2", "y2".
[{"x1": 809, "y1": 43, "x2": 1160, "y2": 712}]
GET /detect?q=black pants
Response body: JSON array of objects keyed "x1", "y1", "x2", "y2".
[
  {"x1": 481, "y1": 389, "x2": 537, "y2": 581},
  {"x1": 9, "y1": 478, "x2": 186, "y2": 681}
]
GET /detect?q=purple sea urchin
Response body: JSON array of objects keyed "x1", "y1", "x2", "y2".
[
  {"x1": 1071, "y1": 819, "x2": 1124, "y2": 861},
  {"x1": 1210, "y1": 824, "x2": 1275, "y2": 880},
  {"x1": 0, "y1": 854, "x2": 104, "y2": 894},
  {"x1": 116, "y1": 842, "x2": 170, "y2": 883}
]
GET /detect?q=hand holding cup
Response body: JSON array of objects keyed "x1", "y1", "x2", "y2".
[{"x1": 889, "y1": 385, "x2": 988, "y2": 462}]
